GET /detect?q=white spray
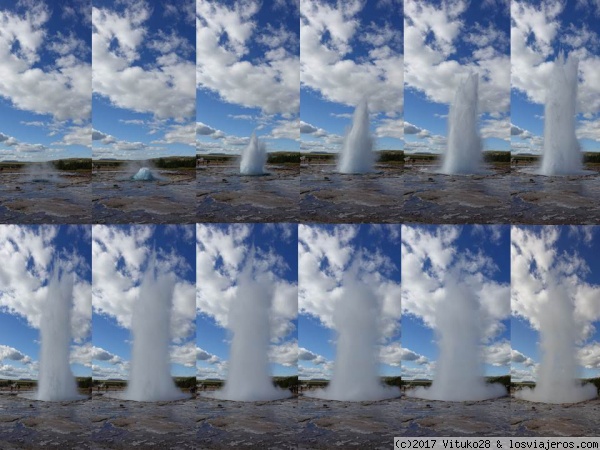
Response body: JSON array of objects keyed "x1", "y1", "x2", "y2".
[
  {"x1": 539, "y1": 53, "x2": 582, "y2": 176},
  {"x1": 337, "y1": 101, "x2": 375, "y2": 174},
  {"x1": 204, "y1": 257, "x2": 290, "y2": 401},
  {"x1": 122, "y1": 254, "x2": 187, "y2": 401},
  {"x1": 307, "y1": 263, "x2": 400, "y2": 401},
  {"x1": 240, "y1": 133, "x2": 267, "y2": 176},
  {"x1": 441, "y1": 73, "x2": 483, "y2": 175},
  {"x1": 516, "y1": 279, "x2": 597, "y2": 404},
  {"x1": 408, "y1": 272, "x2": 506, "y2": 401},
  {"x1": 36, "y1": 267, "x2": 82, "y2": 401}
]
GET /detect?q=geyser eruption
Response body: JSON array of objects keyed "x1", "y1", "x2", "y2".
[
  {"x1": 515, "y1": 280, "x2": 597, "y2": 404},
  {"x1": 132, "y1": 167, "x2": 157, "y2": 181},
  {"x1": 407, "y1": 276, "x2": 506, "y2": 401},
  {"x1": 240, "y1": 133, "x2": 267, "y2": 175},
  {"x1": 121, "y1": 255, "x2": 187, "y2": 402},
  {"x1": 337, "y1": 100, "x2": 374, "y2": 174},
  {"x1": 306, "y1": 268, "x2": 400, "y2": 401},
  {"x1": 539, "y1": 53, "x2": 582, "y2": 176},
  {"x1": 204, "y1": 260, "x2": 290, "y2": 401},
  {"x1": 36, "y1": 268, "x2": 83, "y2": 401},
  {"x1": 441, "y1": 73, "x2": 483, "y2": 175}
]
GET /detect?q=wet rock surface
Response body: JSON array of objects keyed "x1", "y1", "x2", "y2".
[
  {"x1": 0, "y1": 171, "x2": 92, "y2": 224},
  {"x1": 92, "y1": 170, "x2": 196, "y2": 224},
  {"x1": 511, "y1": 397, "x2": 600, "y2": 436},
  {"x1": 300, "y1": 163, "x2": 402, "y2": 223},
  {"x1": 511, "y1": 165, "x2": 600, "y2": 224},
  {"x1": 402, "y1": 164, "x2": 510, "y2": 224},
  {"x1": 197, "y1": 164, "x2": 300, "y2": 223}
]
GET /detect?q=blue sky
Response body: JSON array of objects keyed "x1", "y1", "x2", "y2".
[
  {"x1": 92, "y1": 225, "x2": 196, "y2": 380},
  {"x1": 300, "y1": 0, "x2": 403, "y2": 154},
  {"x1": 511, "y1": 226, "x2": 600, "y2": 382},
  {"x1": 0, "y1": 0, "x2": 91, "y2": 162},
  {"x1": 511, "y1": 1, "x2": 600, "y2": 154},
  {"x1": 401, "y1": 225, "x2": 511, "y2": 380},
  {"x1": 404, "y1": 0, "x2": 510, "y2": 154},
  {"x1": 92, "y1": 0, "x2": 195, "y2": 160},
  {"x1": 0, "y1": 225, "x2": 91, "y2": 379},
  {"x1": 196, "y1": 0, "x2": 299, "y2": 155},
  {"x1": 197, "y1": 223, "x2": 298, "y2": 379},
  {"x1": 298, "y1": 224, "x2": 401, "y2": 380}
]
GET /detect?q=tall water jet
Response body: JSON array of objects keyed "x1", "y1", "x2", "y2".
[
  {"x1": 515, "y1": 280, "x2": 597, "y2": 404},
  {"x1": 240, "y1": 133, "x2": 267, "y2": 175},
  {"x1": 441, "y1": 73, "x2": 483, "y2": 175},
  {"x1": 203, "y1": 259, "x2": 290, "y2": 401},
  {"x1": 539, "y1": 53, "x2": 582, "y2": 176},
  {"x1": 306, "y1": 266, "x2": 400, "y2": 401},
  {"x1": 337, "y1": 101, "x2": 374, "y2": 174},
  {"x1": 36, "y1": 268, "x2": 82, "y2": 401},
  {"x1": 407, "y1": 275, "x2": 506, "y2": 401},
  {"x1": 121, "y1": 255, "x2": 187, "y2": 401}
]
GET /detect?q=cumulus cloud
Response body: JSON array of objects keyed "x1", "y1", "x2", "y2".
[
  {"x1": 0, "y1": 225, "x2": 91, "y2": 344},
  {"x1": 511, "y1": 226, "x2": 600, "y2": 342},
  {"x1": 401, "y1": 225, "x2": 510, "y2": 342},
  {"x1": 404, "y1": 0, "x2": 509, "y2": 114},
  {"x1": 92, "y1": 225, "x2": 196, "y2": 344},
  {"x1": 0, "y1": 2, "x2": 91, "y2": 121},
  {"x1": 300, "y1": 0, "x2": 402, "y2": 115},
  {"x1": 196, "y1": 224, "x2": 297, "y2": 360},
  {"x1": 92, "y1": 1, "x2": 195, "y2": 120},
  {"x1": 196, "y1": 0, "x2": 299, "y2": 116},
  {"x1": 298, "y1": 224, "x2": 401, "y2": 363},
  {"x1": 0, "y1": 345, "x2": 32, "y2": 365},
  {"x1": 511, "y1": 1, "x2": 600, "y2": 114}
]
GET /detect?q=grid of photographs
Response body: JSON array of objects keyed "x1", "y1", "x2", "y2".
[{"x1": 0, "y1": 0, "x2": 599, "y2": 448}]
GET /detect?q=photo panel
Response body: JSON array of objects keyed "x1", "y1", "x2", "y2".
[
  {"x1": 401, "y1": 224, "x2": 511, "y2": 434},
  {"x1": 91, "y1": 224, "x2": 196, "y2": 446},
  {"x1": 510, "y1": 1, "x2": 600, "y2": 224},
  {"x1": 403, "y1": 0, "x2": 510, "y2": 224},
  {"x1": 196, "y1": 1, "x2": 301, "y2": 223},
  {"x1": 299, "y1": 0, "x2": 404, "y2": 223},
  {"x1": 196, "y1": 223, "x2": 298, "y2": 447},
  {"x1": 91, "y1": 0, "x2": 196, "y2": 224},
  {"x1": 298, "y1": 224, "x2": 401, "y2": 446},
  {"x1": 0, "y1": 1, "x2": 92, "y2": 223},
  {"x1": 0, "y1": 225, "x2": 92, "y2": 445},
  {"x1": 511, "y1": 225, "x2": 600, "y2": 435}
]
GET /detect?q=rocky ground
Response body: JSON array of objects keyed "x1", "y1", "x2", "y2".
[
  {"x1": 402, "y1": 163, "x2": 511, "y2": 224},
  {"x1": 197, "y1": 164, "x2": 300, "y2": 223},
  {"x1": 511, "y1": 165, "x2": 600, "y2": 224},
  {"x1": 300, "y1": 163, "x2": 402, "y2": 223},
  {"x1": 92, "y1": 170, "x2": 196, "y2": 224},
  {"x1": 0, "y1": 171, "x2": 92, "y2": 224}
]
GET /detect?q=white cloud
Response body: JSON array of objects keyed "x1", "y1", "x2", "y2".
[
  {"x1": 196, "y1": 0, "x2": 299, "y2": 116},
  {"x1": 0, "y1": 225, "x2": 91, "y2": 344},
  {"x1": 0, "y1": 345, "x2": 32, "y2": 365},
  {"x1": 511, "y1": 227, "x2": 600, "y2": 341},
  {"x1": 92, "y1": 1, "x2": 195, "y2": 120},
  {"x1": 401, "y1": 225, "x2": 510, "y2": 342},
  {"x1": 300, "y1": 0, "x2": 402, "y2": 114},
  {"x1": 404, "y1": 0, "x2": 509, "y2": 114},
  {"x1": 92, "y1": 225, "x2": 195, "y2": 343},
  {"x1": 511, "y1": 1, "x2": 600, "y2": 114},
  {"x1": 196, "y1": 224, "x2": 297, "y2": 355},
  {"x1": 0, "y1": 2, "x2": 91, "y2": 121},
  {"x1": 298, "y1": 224, "x2": 401, "y2": 355}
]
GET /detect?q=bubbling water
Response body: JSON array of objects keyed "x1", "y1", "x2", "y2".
[{"x1": 132, "y1": 167, "x2": 157, "y2": 181}]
